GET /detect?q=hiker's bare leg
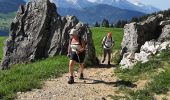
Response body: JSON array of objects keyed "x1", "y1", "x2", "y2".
[
  {"x1": 69, "y1": 60, "x2": 75, "y2": 76},
  {"x1": 79, "y1": 63, "x2": 84, "y2": 74},
  {"x1": 108, "y1": 51, "x2": 111, "y2": 62},
  {"x1": 79, "y1": 63, "x2": 84, "y2": 79},
  {"x1": 102, "y1": 49, "x2": 107, "y2": 62},
  {"x1": 108, "y1": 50, "x2": 111, "y2": 65}
]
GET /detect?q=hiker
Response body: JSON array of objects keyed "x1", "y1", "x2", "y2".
[
  {"x1": 67, "y1": 28, "x2": 86, "y2": 84},
  {"x1": 101, "y1": 32, "x2": 115, "y2": 65}
]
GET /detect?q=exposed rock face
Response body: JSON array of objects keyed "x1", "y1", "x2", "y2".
[
  {"x1": 160, "y1": 20, "x2": 170, "y2": 26},
  {"x1": 1, "y1": 0, "x2": 97, "y2": 69},
  {"x1": 120, "y1": 40, "x2": 170, "y2": 69},
  {"x1": 120, "y1": 14, "x2": 170, "y2": 69},
  {"x1": 121, "y1": 14, "x2": 164, "y2": 54},
  {"x1": 158, "y1": 25, "x2": 170, "y2": 42}
]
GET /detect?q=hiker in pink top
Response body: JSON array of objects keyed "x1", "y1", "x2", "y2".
[{"x1": 67, "y1": 28, "x2": 86, "y2": 84}]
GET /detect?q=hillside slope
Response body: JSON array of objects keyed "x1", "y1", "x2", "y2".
[
  {"x1": 0, "y1": 12, "x2": 16, "y2": 36},
  {"x1": 0, "y1": 0, "x2": 25, "y2": 13},
  {"x1": 0, "y1": 0, "x2": 25, "y2": 36}
]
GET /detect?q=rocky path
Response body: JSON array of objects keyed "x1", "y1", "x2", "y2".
[
  {"x1": 16, "y1": 65, "x2": 123, "y2": 100},
  {"x1": 15, "y1": 55, "x2": 157, "y2": 100},
  {"x1": 16, "y1": 54, "x2": 148, "y2": 100},
  {"x1": 17, "y1": 62, "x2": 167, "y2": 100}
]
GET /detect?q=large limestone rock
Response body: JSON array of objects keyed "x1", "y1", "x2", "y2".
[
  {"x1": 121, "y1": 14, "x2": 164, "y2": 54},
  {"x1": 120, "y1": 14, "x2": 170, "y2": 69},
  {"x1": 160, "y1": 20, "x2": 170, "y2": 26},
  {"x1": 120, "y1": 40, "x2": 170, "y2": 69},
  {"x1": 1, "y1": 0, "x2": 97, "y2": 69},
  {"x1": 158, "y1": 25, "x2": 170, "y2": 42},
  {"x1": 120, "y1": 52, "x2": 136, "y2": 69}
]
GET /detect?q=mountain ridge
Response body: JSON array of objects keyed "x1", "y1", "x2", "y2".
[
  {"x1": 0, "y1": 0, "x2": 25, "y2": 13},
  {"x1": 51, "y1": 0, "x2": 160, "y2": 14},
  {"x1": 58, "y1": 4, "x2": 145, "y2": 24}
]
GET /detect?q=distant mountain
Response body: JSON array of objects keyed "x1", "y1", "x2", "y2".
[
  {"x1": 0, "y1": 12, "x2": 15, "y2": 36},
  {"x1": 53, "y1": 0, "x2": 95, "y2": 9},
  {"x1": 0, "y1": 30, "x2": 8, "y2": 36},
  {"x1": 58, "y1": 4, "x2": 145, "y2": 24},
  {"x1": 0, "y1": 0, "x2": 25, "y2": 13},
  {"x1": 0, "y1": 0, "x2": 25, "y2": 36},
  {"x1": 88, "y1": 0, "x2": 160, "y2": 14},
  {"x1": 50, "y1": 0, "x2": 160, "y2": 14},
  {"x1": 130, "y1": 1, "x2": 160, "y2": 14}
]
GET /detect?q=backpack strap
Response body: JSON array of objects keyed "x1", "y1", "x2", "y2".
[
  {"x1": 104, "y1": 36, "x2": 107, "y2": 43},
  {"x1": 104, "y1": 36, "x2": 114, "y2": 48},
  {"x1": 68, "y1": 37, "x2": 72, "y2": 54},
  {"x1": 105, "y1": 36, "x2": 114, "y2": 43},
  {"x1": 79, "y1": 36, "x2": 82, "y2": 46}
]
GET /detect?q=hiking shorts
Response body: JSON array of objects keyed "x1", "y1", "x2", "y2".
[
  {"x1": 70, "y1": 51, "x2": 86, "y2": 63},
  {"x1": 104, "y1": 48, "x2": 112, "y2": 56}
]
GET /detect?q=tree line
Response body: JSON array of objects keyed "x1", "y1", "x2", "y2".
[{"x1": 95, "y1": 9, "x2": 170, "y2": 28}]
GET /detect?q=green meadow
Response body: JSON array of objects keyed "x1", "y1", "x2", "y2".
[
  {"x1": 0, "y1": 36, "x2": 69, "y2": 99},
  {"x1": 0, "y1": 27, "x2": 170, "y2": 100},
  {"x1": 0, "y1": 27, "x2": 123, "y2": 99},
  {"x1": 91, "y1": 27, "x2": 123, "y2": 56}
]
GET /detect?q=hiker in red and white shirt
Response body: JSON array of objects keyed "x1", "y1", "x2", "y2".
[
  {"x1": 101, "y1": 32, "x2": 115, "y2": 65},
  {"x1": 67, "y1": 28, "x2": 86, "y2": 84}
]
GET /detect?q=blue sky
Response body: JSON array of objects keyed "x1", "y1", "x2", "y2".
[{"x1": 128, "y1": 0, "x2": 170, "y2": 10}]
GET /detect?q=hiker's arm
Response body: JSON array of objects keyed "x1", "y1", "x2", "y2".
[
  {"x1": 112, "y1": 40, "x2": 115, "y2": 47},
  {"x1": 102, "y1": 37, "x2": 105, "y2": 47},
  {"x1": 79, "y1": 40, "x2": 86, "y2": 52},
  {"x1": 67, "y1": 44, "x2": 71, "y2": 56},
  {"x1": 84, "y1": 40, "x2": 88, "y2": 50}
]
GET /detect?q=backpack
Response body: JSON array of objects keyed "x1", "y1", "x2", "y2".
[
  {"x1": 103, "y1": 36, "x2": 114, "y2": 48},
  {"x1": 69, "y1": 36, "x2": 87, "y2": 51}
]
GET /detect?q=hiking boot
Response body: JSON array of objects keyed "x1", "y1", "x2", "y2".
[
  {"x1": 79, "y1": 73, "x2": 84, "y2": 79},
  {"x1": 102, "y1": 59, "x2": 105, "y2": 63},
  {"x1": 68, "y1": 76, "x2": 74, "y2": 84},
  {"x1": 108, "y1": 61, "x2": 111, "y2": 65}
]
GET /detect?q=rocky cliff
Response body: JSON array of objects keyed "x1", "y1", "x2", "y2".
[
  {"x1": 1, "y1": 0, "x2": 97, "y2": 69},
  {"x1": 120, "y1": 14, "x2": 170, "y2": 69}
]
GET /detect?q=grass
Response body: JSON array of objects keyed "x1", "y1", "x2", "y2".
[
  {"x1": 0, "y1": 36, "x2": 70, "y2": 99},
  {"x1": 115, "y1": 48, "x2": 170, "y2": 81},
  {"x1": 147, "y1": 69, "x2": 170, "y2": 94},
  {"x1": 0, "y1": 27, "x2": 123, "y2": 99},
  {"x1": 1, "y1": 26, "x2": 170, "y2": 100},
  {"x1": 114, "y1": 48, "x2": 170, "y2": 99},
  {"x1": 115, "y1": 60, "x2": 162, "y2": 82},
  {"x1": 0, "y1": 37, "x2": 7, "y2": 61},
  {"x1": 91, "y1": 27, "x2": 123, "y2": 56},
  {"x1": 0, "y1": 56, "x2": 69, "y2": 99}
]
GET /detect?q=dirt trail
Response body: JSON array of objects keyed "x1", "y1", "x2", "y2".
[
  {"x1": 16, "y1": 66, "x2": 122, "y2": 100},
  {"x1": 15, "y1": 57, "x2": 152, "y2": 100}
]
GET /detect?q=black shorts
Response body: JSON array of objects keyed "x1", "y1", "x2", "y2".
[{"x1": 70, "y1": 51, "x2": 86, "y2": 63}]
